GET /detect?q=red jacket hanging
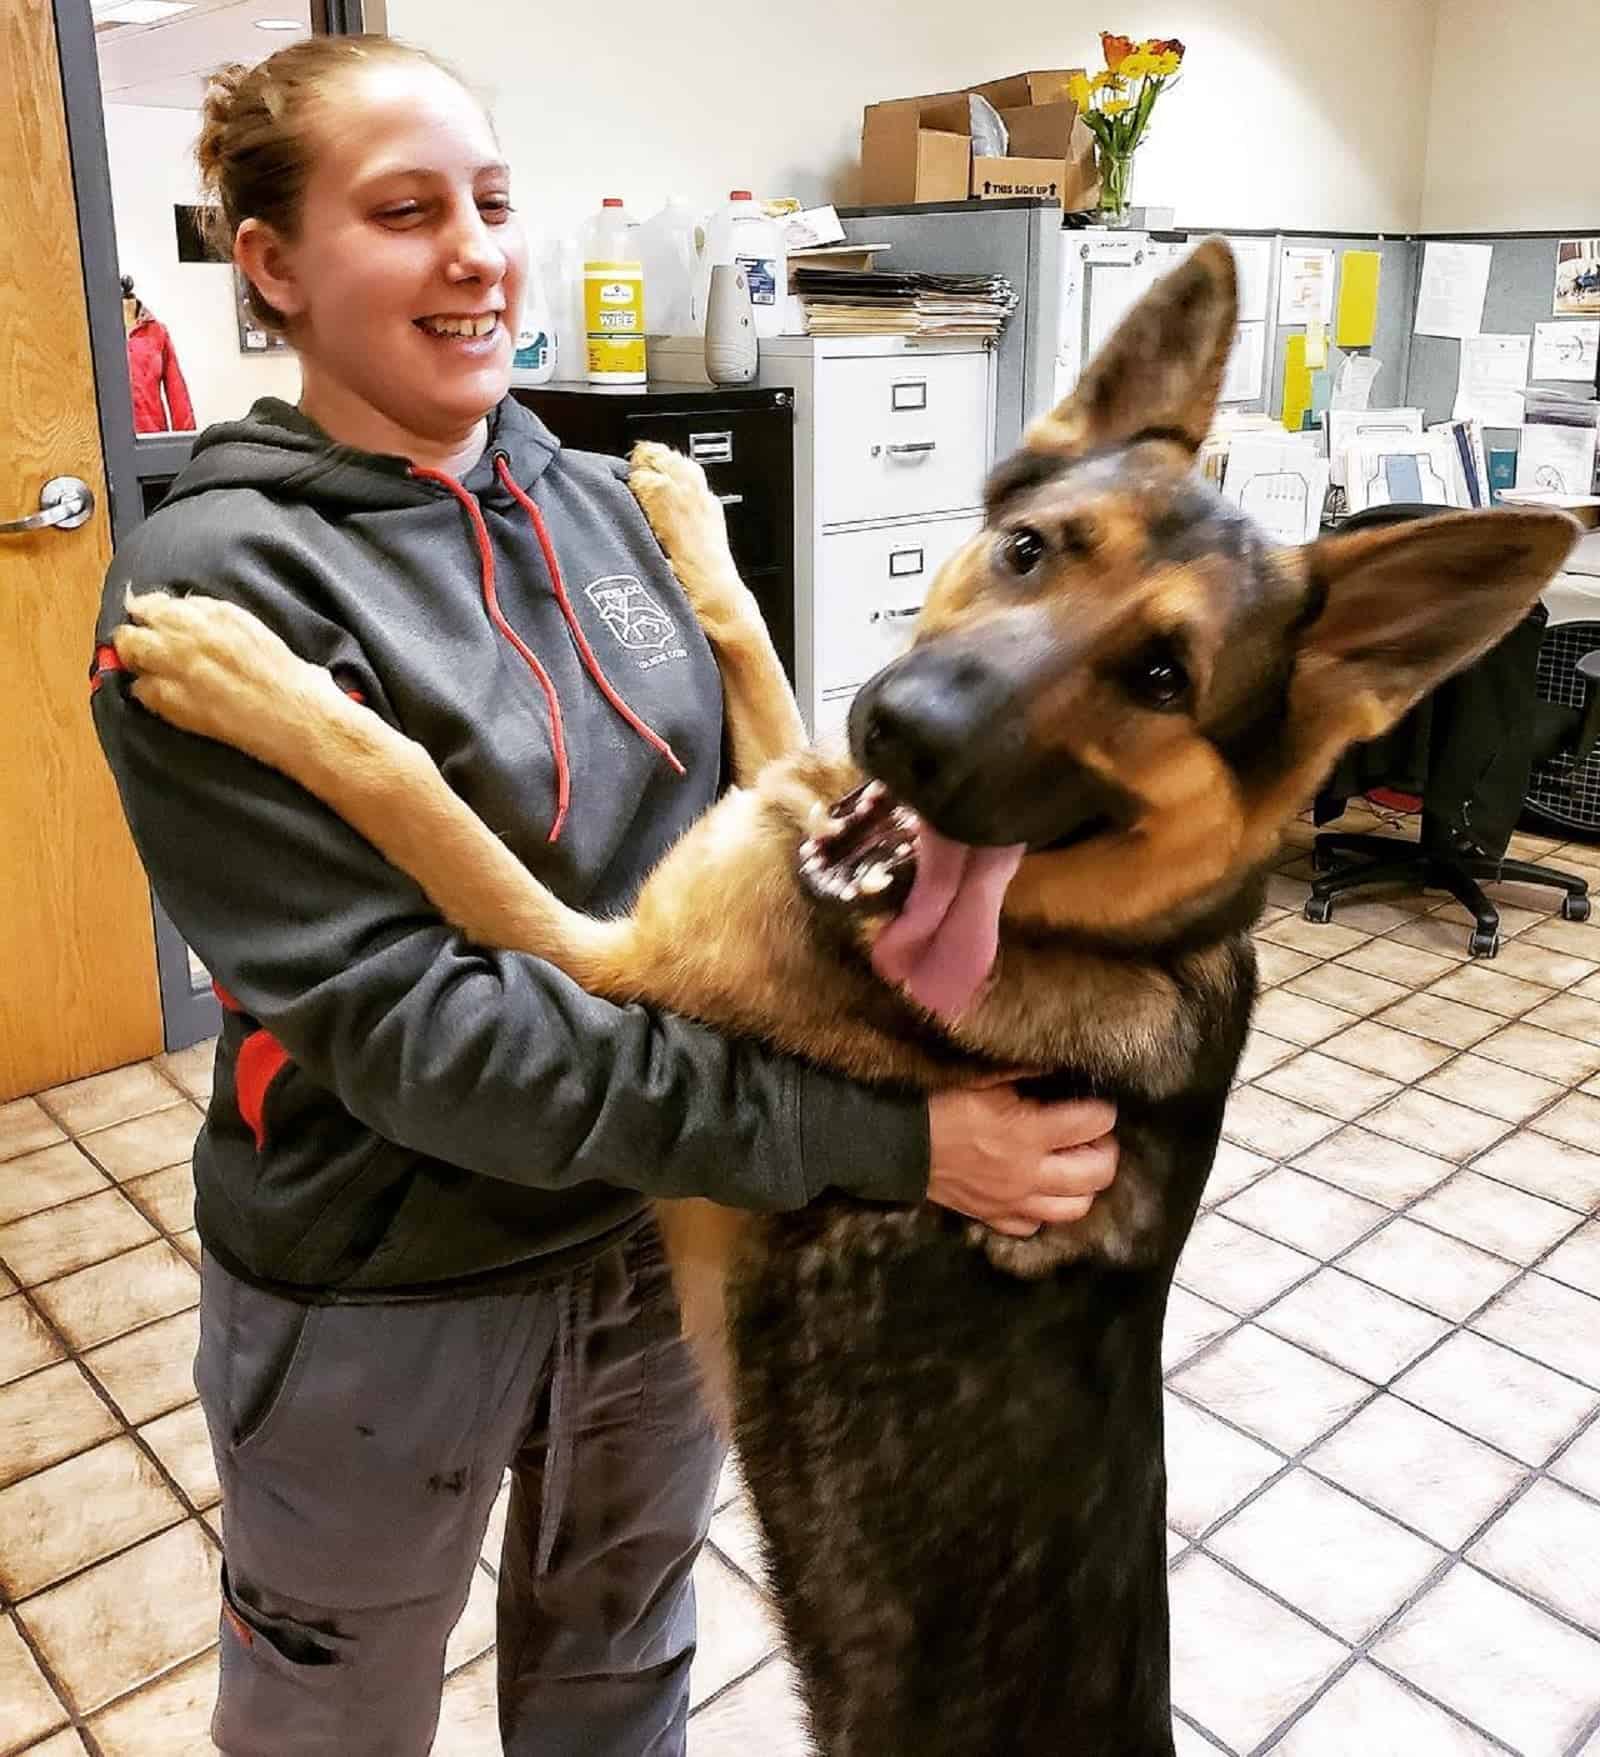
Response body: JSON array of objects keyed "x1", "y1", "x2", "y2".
[{"x1": 127, "y1": 316, "x2": 196, "y2": 433}]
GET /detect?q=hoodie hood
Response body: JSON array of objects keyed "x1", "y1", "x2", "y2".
[{"x1": 160, "y1": 394, "x2": 562, "y2": 514}]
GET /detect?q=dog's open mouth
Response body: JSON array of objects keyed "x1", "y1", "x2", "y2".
[{"x1": 798, "y1": 781, "x2": 1028, "y2": 1021}]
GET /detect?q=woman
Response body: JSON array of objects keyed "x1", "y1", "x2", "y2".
[{"x1": 91, "y1": 37, "x2": 1117, "y2": 1757}]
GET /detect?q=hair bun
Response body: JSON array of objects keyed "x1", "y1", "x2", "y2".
[{"x1": 196, "y1": 62, "x2": 249, "y2": 186}]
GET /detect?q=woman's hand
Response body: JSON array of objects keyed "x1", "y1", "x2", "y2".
[{"x1": 927, "y1": 1075, "x2": 1117, "y2": 1237}]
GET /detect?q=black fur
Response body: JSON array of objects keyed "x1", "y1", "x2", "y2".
[{"x1": 729, "y1": 938, "x2": 1256, "y2": 1757}]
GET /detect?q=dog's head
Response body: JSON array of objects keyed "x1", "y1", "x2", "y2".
[{"x1": 806, "y1": 239, "x2": 1577, "y2": 1021}]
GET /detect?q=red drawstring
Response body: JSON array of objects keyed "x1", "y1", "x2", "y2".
[
  {"x1": 494, "y1": 456, "x2": 685, "y2": 778},
  {"x1": 408, "y1": 457, "x2": 687, "y2": 844},
  {"x1": 410, "y1": 463, "x2": 572, "y2": 842}
]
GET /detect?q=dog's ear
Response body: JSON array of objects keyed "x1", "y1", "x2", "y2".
[
  {"x1": 1250, "y1": 508, "x2": 1578, "y2": 834},
  {"x1": 1025, "y1": 237, "x2": 1238, "y2": 462}
]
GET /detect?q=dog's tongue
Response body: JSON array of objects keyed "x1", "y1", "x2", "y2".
[{"x1": 870, "y1": 821, "x2": 1025, "y2": 1020}]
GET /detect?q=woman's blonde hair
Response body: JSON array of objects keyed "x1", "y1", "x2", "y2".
[{"x1": 196, "y1": 36, "x2": 471, "y2": 328}]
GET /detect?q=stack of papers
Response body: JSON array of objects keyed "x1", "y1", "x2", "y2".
[{"x1": 793, "y1": 269, "x2": 1018, "y2": 339}]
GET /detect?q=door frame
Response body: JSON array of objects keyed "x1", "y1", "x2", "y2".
[{"x1": 52, "y1": 0, "x2": 379, "y2": 1049}]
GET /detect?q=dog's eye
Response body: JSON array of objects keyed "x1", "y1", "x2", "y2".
[
  {"x1": 998, "y1": 527, "x2": 1047, "y2": 575},
  {"x1": 1126, "y1": 642, "x2": 1191, "y2": 711}
]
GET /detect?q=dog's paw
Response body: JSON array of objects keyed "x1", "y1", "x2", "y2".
[
  {"x1": 114, "y1": 589, "x2": 336, "y2": 762},
  {"x1": 628, "y1": 441, "x2": 733, "y2": 574}
]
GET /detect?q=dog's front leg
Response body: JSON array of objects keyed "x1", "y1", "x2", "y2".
[
  {"x1": 114, "y1": 591, "x2": 634, "y2": 991},
  {"x1": 628, "y1": 442, "x2": 806, "y2": 785}
]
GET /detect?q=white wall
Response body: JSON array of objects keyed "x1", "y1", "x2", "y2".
[
  {"x1": 389, "y1": 0, "x2": 1437, "y2": 242},
  {"x1": 103, "y1": 103, "x2": 300, "y2": 433},
  {"x1": 1421, "y1": 0, "x2": 1600, "y2": 232}
]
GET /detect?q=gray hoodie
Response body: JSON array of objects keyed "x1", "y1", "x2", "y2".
[{"x1": 93, "y1": 396, "x2": 928, "y2": 1298}]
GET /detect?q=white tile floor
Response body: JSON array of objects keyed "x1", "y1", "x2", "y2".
[{"x1": 2, "y1": 807, "x2": 1599, "y2": 1754}]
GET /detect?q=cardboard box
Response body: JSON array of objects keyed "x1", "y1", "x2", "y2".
[{"x1": 859, "y1": 73, "x2": 1099, "y2": 212}]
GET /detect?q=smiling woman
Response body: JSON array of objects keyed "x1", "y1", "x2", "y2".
[{"x1": 86, "y1": 30, "x2": 1122, "y2": 1757}]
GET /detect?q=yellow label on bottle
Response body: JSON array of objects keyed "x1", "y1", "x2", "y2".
[
  {"x1": 585, "y1": 335, "x2": 647, "y2": 377},
  {"x1": 583, "y1": 261, "x2": 645, "y2": 380}
]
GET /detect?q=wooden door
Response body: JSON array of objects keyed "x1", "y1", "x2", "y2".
[{"x1": 0, "y1": 0, "x2": 162, "y2": 1099}]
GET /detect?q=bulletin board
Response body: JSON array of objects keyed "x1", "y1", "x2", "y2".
[{"x1": 1403, "y1": 233, "x2": 1593, "y2": 450}]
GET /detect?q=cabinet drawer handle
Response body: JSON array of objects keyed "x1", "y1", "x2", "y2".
[
  {"x1": 888, "y1": 547, "x2": 924, "y2": 577},
  {"x1": 689, "y1": 431, "x2": 734, "y2": 464},
  {"x1": 716, "y1": 492, "x2": 744, "y2": 507},
  {"x1": 885, "y1": 441, "x2": 937, "y2": 457},
  {"x1": 869, "y1": 606, "x2": 922, "y2": 624}
]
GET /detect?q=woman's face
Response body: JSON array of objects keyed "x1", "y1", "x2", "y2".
[{"x1": 253, "y1": 64, "x2": 528, "y2": 451}]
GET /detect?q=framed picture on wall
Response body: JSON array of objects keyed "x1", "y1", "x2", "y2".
[
  {"x1": 234, "y1": 267, "x2": 288, "y2": 354},
  {"x1": 1554, "y1": 239, "x2": 1600, "y2": 318}
]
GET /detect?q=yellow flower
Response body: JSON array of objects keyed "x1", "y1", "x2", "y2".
[
  {"x1": 1100, "y1": 96, "x2": 1133, "y2": 115},
  {"x1": 1067, "y1": 70, "x2": 1093, "y2": 108},
  {"x1": 1119, "y1": 49, "x2": 1155, "y2": 79},
  {"x1": 1090, "y1": 69, "x2": 1125, "y2": 93},
  {"x1": 1153, "y1": 49, "x2": 1181, "y2": 76}
]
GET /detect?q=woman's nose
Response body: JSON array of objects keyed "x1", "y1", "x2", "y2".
[{"x1": 444, "y1": 203, "x2": 506, "y2": 284}]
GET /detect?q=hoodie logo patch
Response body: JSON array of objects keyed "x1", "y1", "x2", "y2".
[{"x1": 584, "y1": 575, "x2": 684, "y2": 666}]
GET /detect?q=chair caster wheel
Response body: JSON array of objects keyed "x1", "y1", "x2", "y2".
[
  {"x1": 1563, "y1": 895, "x2": 1591, "y2": 923},
  {"x1": 1304, "y1": 897, "x2": 1335, "y2": 925},
  {"x1": 1469, "y1": 929, "x2": 1501, "y2": 958}
]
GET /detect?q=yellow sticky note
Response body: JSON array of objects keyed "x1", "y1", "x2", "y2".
[
  {"x1": 1336, "y1": 250, "x2": 1382, "y2": 348},
  {"x1": 1282, "y1": 333, "x2": 1313, "y2": 432}
]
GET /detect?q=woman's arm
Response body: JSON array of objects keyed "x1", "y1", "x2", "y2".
[{"x1": 91, "y1": 565, "x2": 929, "y2": 1214}]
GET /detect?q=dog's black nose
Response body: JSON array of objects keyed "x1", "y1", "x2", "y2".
[{"x1": 850, "y1": 649, "x2": 1001, "y2": 810}]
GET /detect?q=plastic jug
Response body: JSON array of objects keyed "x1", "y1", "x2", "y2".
[
  {"x1": 701, "y1": 191, "x2": 785, "y2": 340},
  {"x1": 635, "y1": 196, "x2": 702, "y2": 337},
  {"x1": 509, "y1": 247, "x2": 557, "y2": 386},
  {"x1": 580, "y1": 197, "x2": 647, "y2": 385}
]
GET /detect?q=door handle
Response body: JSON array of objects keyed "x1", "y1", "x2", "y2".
[
  {"x1": 716, "y1": 492, "x2": 744, "y2": 507},
  {"x1": 1, "y1": 476, "x2": 95, "y2": 535}
]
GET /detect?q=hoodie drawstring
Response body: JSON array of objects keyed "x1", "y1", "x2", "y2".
[
  {"x1": 494, "y1": 456, "x2": 685, "y2": 780},
  {"x1": 408, "y1": 460, "x2": 684, "y2": 845},
  {"x1": 410, "y1": 463, "x2": 573, "y2": 841}
]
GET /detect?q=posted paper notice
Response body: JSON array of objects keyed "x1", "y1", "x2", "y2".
[
  {"x1": 1454, "y1": 334, "x2": 1532, "y2": 428},
  {"x1": 1414, "y1": 241, "x2": 1493, "y2": 340},
  {"x1": 1532, "y1": 321, "x2": 1600, "y2": 383}
]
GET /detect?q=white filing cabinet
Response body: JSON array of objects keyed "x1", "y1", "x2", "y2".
[{"x1": 754, "y1": 335, "x2": 998, "y2": 742}]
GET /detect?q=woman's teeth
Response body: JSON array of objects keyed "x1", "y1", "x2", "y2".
[{"x1": 416, "y1": 314, "x2": 499, "y2": 338}]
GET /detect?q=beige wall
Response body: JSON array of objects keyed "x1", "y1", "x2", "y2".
[
  {"x1": 1421, "y1": 0, "x2": 1600, "y2": 232},
  {"x1": 104, "y1": 103, "x2": 300, "y2": 433},
  {"x1": 389, "y1": 0, "x2": 1439, "y2": 241}
]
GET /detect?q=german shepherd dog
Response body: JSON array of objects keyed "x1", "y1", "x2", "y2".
[{"x1": 114, "y1": 242, "x2": 1577, "y2": 1754}]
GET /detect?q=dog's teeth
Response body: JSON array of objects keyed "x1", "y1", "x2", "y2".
[
  {"x1": 860, "y1": 865, "x2": 891, "y2": 895},
  {"x1": 893, "y1": 841, "x2": 913, "y2": 859},
  {"x1": 839, "y1": 879, "x2": 860, "y2": 902},
  {"x1": 862, "y1": 780, "x2": 885, "y2": 807},
  {"x1": 808, "y1": 802, "x2": 830, "y2": 832}
]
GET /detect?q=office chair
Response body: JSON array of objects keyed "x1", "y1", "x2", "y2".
[{"x1": 1303, "y1": 503, "x2": 1592, "y2": 957}]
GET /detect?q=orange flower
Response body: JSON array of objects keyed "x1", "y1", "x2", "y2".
[
  {"x1": 1146, "y1": 36, "x2": 1186, "y2": 59},
  {"x1": 1100, "y1": 32, "x2": 1135, "y2": 70}
]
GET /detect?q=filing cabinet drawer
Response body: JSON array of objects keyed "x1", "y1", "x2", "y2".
[
  {"x1": 816, "y1": 353, "x2": 990, "y2": 527},
  {"x1": 814, "y1": 515, "x2": 984, "y2": 708}
]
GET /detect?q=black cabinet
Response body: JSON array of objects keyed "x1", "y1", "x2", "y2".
[{"x1": 511, "y1": 382, "x2": 796, "y2": 682}]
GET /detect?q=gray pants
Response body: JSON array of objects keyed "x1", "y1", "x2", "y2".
[{"x1": 194, "y1": 1220, "x2": 724, "y2": 1756}]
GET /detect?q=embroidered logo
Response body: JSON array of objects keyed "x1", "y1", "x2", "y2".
[{"x1": 584, "y1": 575, "x2": 678, "y2": 653}]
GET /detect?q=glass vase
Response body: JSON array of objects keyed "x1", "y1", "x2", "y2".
[{"x1": 1097, "y1": 146, "x2": 1135, "y2": 228}]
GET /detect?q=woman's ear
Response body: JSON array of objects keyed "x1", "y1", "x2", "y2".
[{"x1": 234, "y1": 218, "x2": 302, "y2": 324}]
